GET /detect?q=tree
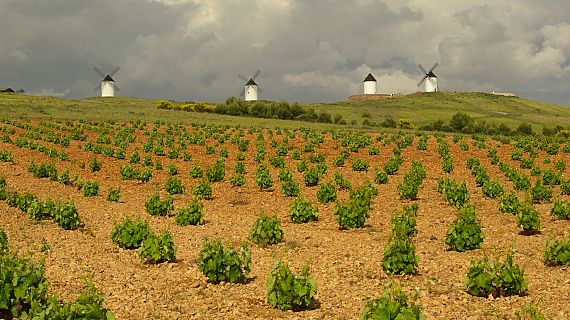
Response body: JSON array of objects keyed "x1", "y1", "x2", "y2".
[
  {"x1": 516, "y1": 123, "x2": 533, "y2": 135},
  {"x1": 449, "y1": 112, "x2": 472, "y2": 132},
  {"x1": 381, "y1": 116, "x2": 397, "y2": 128}
]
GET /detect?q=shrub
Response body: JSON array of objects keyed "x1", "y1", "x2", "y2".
[
  {"x1": 516, "y1": 204, "x2": 541, "y2": 234},
  {"x1": 28, "y1": 161, "x2": 58, "y2": 180},
  {"x1": 198, "y1": 239, "x2": 251, "y2": 283},
  {"x1": 78, "y1": 180, "x2": 99, "y2": 197},
  {"x1": 129, "y1": 149, "x2": 140, "y2": 164},
  {"x1": 250, "y1": 214, "x2": 284, "y2": 245},
  {"x1": 499, "y1": 192, "x2": 521, "y2": 214},
  {"x1": 360, "y1": 283, "x2": 425, "y2": 320},
  {"x1": 235, "y1": 161, "x2": 246, "y2": 174},
  {"x1": 189, "y1": 165, "x2": 203, "y2": 178},
  {"x1": 383, "y1": 156, "x2": 402, "y2": 175},
  {"x1": 110, "y1": 218, "x2": 153, "y2": 249},
  {"x1": 270, "y1": 155, "x2": 286, "y2": 168},
  {"x1": 165, "y1": 176, "x2": 184, "y2": 195},
  {"x1": 52, "y1": 201, "x2": 81, "y2": 230},
  {"x1": 255, "y1": 165, "x2": 273, "y2": 190},
  {"x1": 229, "y1": 174, "x2": 246, "y2": 187},
  {"x1": 561, "y1": 178, "x2": 570, "y2": 195},
  {"x1": 167, "y1": 164, "x2": 178, "y2": 176},
  {"x1": 445, "y1": 206, "x2": 484, "y2": 252},
  {"x1": 349, "y1": 183, "x2": 378, "y2": 209},
  {"x1": 482, "y1": 180, "x2": 504, "y2": 198},
  {"x1": 0, "y1": 227, "x2": 8, "y2": 252},
  {"x1": 442, "y1": 155, "x2": 454, "y2": 173},
  {"x1": 192, "y1": 180, "x2": 213, "y2": 199},
  {"x1": 335, "y1": 202, "x2": 369, "y2": 230},
  {"x1": 289, "y1": 197, "x2": 318, "y2": 223},
  {"x1": 316, "y1": 182, "x2": 336, "y2": 203},
  {"x1": 309, "y1": 153, "x2": 325, "y2": 164},
  {"x1": 175, "y1": 201, "x2": 205, "y2": 226},
  {"x1": 332, "y1": 154, "x2": 345, "y2": 167},
  {"x1": 437, "y1": 178, "x2": 470, "y2": 207},
  {"x1": 368, "y1": 146, "x2": 380, "y2": 155},
  {"x1": 0, "y1": 150, "x2": 13, "y2": 162},
  {"x1": 303, "y1": 167, "x2": 320, "y2": 186},
  {"x1": 531, "y1": 180, "x2": 553, "y2": 203},
  {"x1": 0, "y1": 253, "x2": 50, "y2": 318},
  {"x1": 352, "y1": 159, "x2": 369, "y2": 172},
  {"x1": 141, "y1": 155, "x2": 153, "y2": 167},
  {"x1": 515, "y1": 303, "x2": 548, "y2": 320},
  {"x1": 266, "y1": 261, "x2": 317, "y2": 311},
  {"x1": 543, "y1": 233, "x2": 570, "y2": 266},
  {"x1": 297, "y1": 160, "x2": 307, "y2": 172},
  {"x1": 381, "y1": 239, "x2": 419, "y2": 275},
  {"x1": 391, "y1": 203, "x2": 418, "y2": 239},
  {"x1": 550, "y1": 199, "x2": 570, "y2": 220},
  {"x1": 60, "y1": 283, "x2": 115, "y2": 319},
  {"x1": 281, "y1": 179, "x2": 300, "y2": 197},
  {"x1": 398, "y1": 161, "x2": 426, "y2": 200},
  {"x1": 205, "y1": 159, "x2": 225, "y2": 182},
  {"x1": 88, "y1": 157, "x2": 101, "y2": 172},
  {"x1": 137, "y1": 169, "x2": 152, "y2": 183},
  {"x1": 374, "y1": 168, "x2": 388, "y2": 184},
  {"x1": 277, "y1": 167, "x2": 292, "y2": 182},
  {"x1": 334, "y1": 172, "x2": 351, "y2": 190},
  {"x1": 26, "y1": 199, "x2": 50, "y2": 221},
  {"x1": 464, "y1": 253, "x2": 528, "y2": 297},
  {"x1": 541, "y1": 170, "x2": 561, "y2": 185},
  {"x1": 145, "y1": 193, "x2": 174, "y2": 216},
  {"x1": 138, "y1": 231, "x2": 176, "y2": 263}
]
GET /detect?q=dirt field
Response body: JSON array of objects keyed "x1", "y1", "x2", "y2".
[{"x1": 0, "y1": 119, "x2": 569, "y2": 319}]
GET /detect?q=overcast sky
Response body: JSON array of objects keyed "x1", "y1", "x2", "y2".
[{"x1": 1, "y1": 0, "x2": 569, "y2": 105}]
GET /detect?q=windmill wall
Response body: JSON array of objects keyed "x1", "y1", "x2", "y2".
[
  {"x1": 244, "y1": 85, "x2": 258, "y2": 101},
  {"x1": 101, "y1": 81, "x2": 115, "y2": 97},
  {"x1": 424, "y1": 77, "x2": 438, "y2": 93},
  {"x1": 363, "y1": 81, "x2": 377, "y2": 95}
]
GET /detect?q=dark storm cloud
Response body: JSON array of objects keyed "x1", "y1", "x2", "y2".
[{"x1": 0, "y1": 0, "x2": 569, "y2": 105}]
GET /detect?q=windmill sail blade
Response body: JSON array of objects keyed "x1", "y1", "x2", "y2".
[
  {"x1": 239, "y1": 88, "x2": 245, "y2": 97},
  {"x1": 417, "y1": 76, "x2": 427, "y2": 87},
  {"x1": 115, "y1": 84, "x2": 121, "y2": 92},
  {"x1": 258, "y1": 87, "x2": 263, "y2": 94},
  {"x1": 93, "y1": 66, "x2": 105, "y2": 78},
  {"x1": 252, "y1": 70, "x2": 261, "y2": 80},
  {"x1": 417, "y1": 64, "x2": 428, "y2": 75},
  {"x1": 428, "y1": 62, "x2": 439, "y2": 74},
  {"x1": 237, "y1": 73, "x2": 248, "y2": 82},
  {"x1": 110, "y1": 67, "x2": 121, "y2": 77},
  {"x1": 94, "y1": 85, "x2": 100, "y2": 92}
]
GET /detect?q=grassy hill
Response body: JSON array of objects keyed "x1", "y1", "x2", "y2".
[
  {"x1": 1, "y1": 91, "x2": 569, "y2": 130},
  {"x1": 315, "y1": 92, "x2": 570, "y2": 130}
]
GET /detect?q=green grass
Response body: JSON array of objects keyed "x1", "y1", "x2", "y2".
[{"x1": 1, "y1": 91, "x2": 569, "y2": 130}]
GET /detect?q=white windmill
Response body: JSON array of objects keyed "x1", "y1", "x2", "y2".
[
  {"x1": 363, "y1": 73, "x2": 377, "y2": 95},
  {"x1": 238, "y1": 70, "x2": 262, "y2": 101},
  {"x1": 417, "y1": 63, "x2": 439, "y2": 93},
  {"x1": 94, "y1": 66, "x2": 120, "y2": 97}
]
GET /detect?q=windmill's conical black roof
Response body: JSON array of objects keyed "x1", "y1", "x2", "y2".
[
  {"x1": 245, "y1": 78, "x2": 257, "y2": 86},
  {"x1": 427, "y1": 71, "x2": 437, "y2": 78},
  {"x1": 103, "y1": 75, "x2": 115, "y2": 82},
  {"x1": 363, "y1": 73, "x2": 376, "y2": 82}
]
